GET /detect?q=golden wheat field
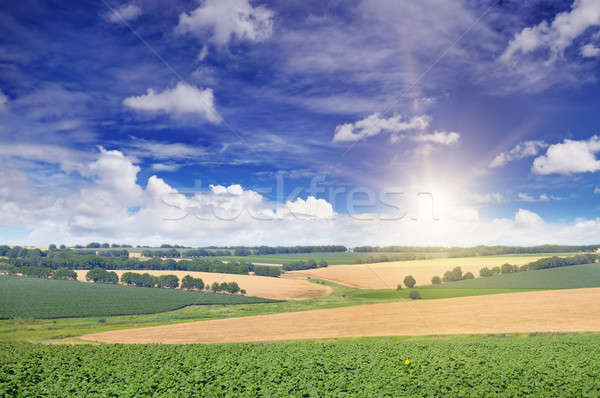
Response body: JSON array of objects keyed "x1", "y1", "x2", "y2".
[
  {"x1": 285, "y1": 256, "x2": 551, "y2": 289},
  {"x1": 82, "y1": 288, "x2": 600, "y2": 344}
]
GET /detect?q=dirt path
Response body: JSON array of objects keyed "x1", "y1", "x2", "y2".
[
  {"x1": 75, "y1": 270, "x2": 331, "y2": 301},
  {"x1": 82, "y1": 288, "x2": 600, "y2": 344}
]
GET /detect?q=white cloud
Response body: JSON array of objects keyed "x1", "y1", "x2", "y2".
[
  {"x1": 517, "y1": 193, "x2": 552, "y2": 202},
  {"x1": 413, "y1": 130, "x2": 460, "y2": 145},
  {"x1": 175, "y1": 0, "x2": 274, "y2": 47},
  {"x1": 514, "y1": 208, "x2": 544, "y2": 227},
  {"x1": 151, "y1": 163, "x2": 183, "y2": 172},
  {"x1": 197, "y1": 44, "x2": 209, "y2": 61},
  {"x1": 594, "y1": 187, "x2": 600, "y2": 194},
  {"x1": 123, "y1": 82, "x2": 222, "y2": 123},
  {"x1": 284, "y1": 196, "x2": 334, "y2": 220},
  {"x1": 5, "y1": 147, "x2": 600, "y2": 247},
  {"x1": 581, "y1": 43, "x2": 600, "y2": 57},
  {"x1": 106, "y1": 4, "x2": 142, "y2": 23},
  {"x1": 332, "y1": 113, "x2": 430, "y2": 143},
  {"x1": 127, "y1": 136, "x2": 205, "y2": 160},
  {"x1": 500, "y1": 0, "x2": 600, "y2": 64},
  {"x1": 532, "y1": 136, "x2": 600, "y2": 175},
  {"x1": 490, "y1": 140, "x2": 547, "y2": 168},
  {"x1": 469, "y1": 192, "x2": 504, "y2": 204}
]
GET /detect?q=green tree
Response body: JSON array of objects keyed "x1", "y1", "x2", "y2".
[
  {"x1": 181, "y1": 275, "x2": 195, "y2": 290},
  {"x1": 431, "y1": 275, "x2": 441, "y2": 285},
  {"x1": 403, "y1": 275, "x2": 416, "y2": 288},
  {"x1": 52, "y1": 267, "x2": 77, "y2": 280},
  {"x1": 409, "y1": 290, "x2": 421, "y2": 300}
]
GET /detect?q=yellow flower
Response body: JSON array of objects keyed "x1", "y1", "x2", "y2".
[{"x1": 404, "y1": 360, "x2": 411, "y2": 366}]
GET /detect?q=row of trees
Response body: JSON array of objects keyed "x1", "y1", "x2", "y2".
[
  {"x1": 89, "y1": 270, "x2": 245, "y2": 294},
  {"x1": 121, "y1": 272, "x2": 179, "y2": 288},
  {"x1": 428, "y1": 267, "x2": 474, "y2": 285},
  {"x1": 253, "y1": 265, "x2": 281, "y2": 277},
  {"x1": 282, "y1": 259, "x2": 328, "y2": 271},
  {"x1": 354, "y1": 253, "x2": 430, "y2": 264},
  {"x1": 6, "y1": 255, "x2": 254, "y2": 275},
  {"x1": 353, "y1": 245, "x2": 600, "y2": 257},
  {"x1": 0, "y1": 263, "x2": 78, "y2": 280}
]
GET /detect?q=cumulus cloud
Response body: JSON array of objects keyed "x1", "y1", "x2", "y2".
[
  {"x1": 532, "y1": 136, "x2": 600, "y2": 175},
  {"x1": 5, "y1": 146, "x2": 600, "y2": 247},
  {"x1": 123, "y1": 82, "x2": 221, "y2": 123},
  {"x1": 581, "y1": 43, "x2": 600, "y2": 57},
  {"x1": 106, "y1": 4, "x2": 142, "y2": 23},
  {"x1": 595, "y1": 187, "x2": 600, "y2": 194},
  {"x1": 332, "y1": 113, "x2": 430, "y2": 143},
  {"x1": 175, "y1": 0, "x2": 274, "y2": 47},
  {"x1": 490, "y1": 140, "x2": 547, "y2": 168},
  {"x1": 500, "y1": 0, "x2": 600, "y2": 64}
]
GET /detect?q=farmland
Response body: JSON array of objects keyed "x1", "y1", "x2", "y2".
[
  {"x1": 0, "y1": 276, "x2": 274, "y2": 319},
  {"x1": 83, "y1": 288, "x2": 600, "y2": 344},
  {"x1": 437, "y1": 262, "x2": 600, "y2": 289},
  {"x1": 3, "y1": 334, "x2": 600, "y2": 396},
  {"x1": 287, "y1": 255, "x2": 552, "y2": 288},
  {"x1": 75, "y1": 269, "x2": 331, "y2": 300}
]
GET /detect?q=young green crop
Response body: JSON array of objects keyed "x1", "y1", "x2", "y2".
[
  {"x1": 0, "y1": 276, "x2": 275, "y2": 319},
  {"x1": 1, "y1": 334, "x2": 600, "y2": 396}
]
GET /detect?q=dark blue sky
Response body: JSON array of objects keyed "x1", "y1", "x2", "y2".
[{"x1": 1, "y1": 0, "x2": 600, "y2": 246}]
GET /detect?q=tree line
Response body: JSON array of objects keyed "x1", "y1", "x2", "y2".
[
  {"x1": 353, "y1": 253, "x2": 430, "y2": 264},
  {"x1": 353, "y1": 245, "x2": 600, "y2": 257},
  {"x1": 0, "y1": 264, "x2": 246, "y2": 295},
  {"x1": 282, "y1": 259, "x2": 328, "y2": 271}
]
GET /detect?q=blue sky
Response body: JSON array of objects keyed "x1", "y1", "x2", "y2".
[{"x1": 2, "y1": 0, "x2": 600, "y2": 246}]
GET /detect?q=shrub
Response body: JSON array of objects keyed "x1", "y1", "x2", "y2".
[
  {"x1": 463, "y1": 272, "x2": 475, "y2": 280},
  {"x1": 431, "y1": 275, "x2": 441, "y2": 284},
  {"x1": 396, "y1": 283, "x2": 402, "y2": 290},
  {"x1": 479, "y1": 267, "x2": 492, "y2": 277},
  {"x1": 409, "y1": 290, "x2": 421, "y2": 300},
  {"x1": 500, "y1": 263, "x2": 514, "y2": 274},
  {"x1": 403, "y1": 275, "x2": 416, "y2": 288}
]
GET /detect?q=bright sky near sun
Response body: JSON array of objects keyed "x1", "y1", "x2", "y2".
[{"x1": 2, "y1": 0, "x2": 600, "y2": 246}]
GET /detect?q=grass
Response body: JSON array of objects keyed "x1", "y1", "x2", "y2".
[
  {"x1": 2, "y1": 334, "x2": 600, "y2": 396},
  {"x1": 0, "y1": 276, "x2": 274, "y2": 319},
  {"x1": 0, "y1": 278, "x2": 538, "y2": 343},
  {"x1": 437, "y1": 262, "x2": 600, "y2": 289}
]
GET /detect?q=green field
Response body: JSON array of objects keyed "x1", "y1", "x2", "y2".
[
  {"x1": 2, "y1": 334, "x2": 600, "y2": 396},
  {"x1": 438, "y1": 262, "x2": 600, "y2": 289},
  {"x1": 0, "y1": 276, "x2": 274, "y2": 319}
]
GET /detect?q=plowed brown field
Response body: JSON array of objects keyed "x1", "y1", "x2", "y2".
[
  {"x1": 82, "y1": 288, "x2": 600, "y2": 344},
  {"x1": 75, "y1": 270, "x2": 331, "y2": 300}
]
